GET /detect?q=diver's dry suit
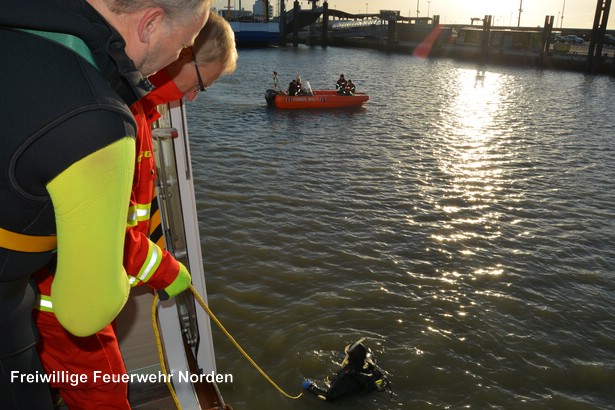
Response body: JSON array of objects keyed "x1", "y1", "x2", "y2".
[{"x1": 303, "y1": 339, "x2": 390, "y2": 401}]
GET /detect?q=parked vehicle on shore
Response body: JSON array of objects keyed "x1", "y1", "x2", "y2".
[{"x1": 560, "y1": 35, "x2": 584, "y2": 44}]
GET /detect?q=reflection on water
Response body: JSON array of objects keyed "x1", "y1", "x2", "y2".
[
  {"x1": 186, "y1": 46, "x2": 615, "y2": 409},
  {"x1": 435, "y1": 68, "x2": 511, "y2": 281}
]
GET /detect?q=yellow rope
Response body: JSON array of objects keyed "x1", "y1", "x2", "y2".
[
  {"x1": 151, "y1": 284, "x2": 302, "y2": 409},
  {"x1": 151, "y1": 292, "x2": 183, "y2": 409}
]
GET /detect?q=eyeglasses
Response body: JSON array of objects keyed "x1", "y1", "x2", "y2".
[{"x1": 191, "y1": 47, "x2": 206, "y2": 93}]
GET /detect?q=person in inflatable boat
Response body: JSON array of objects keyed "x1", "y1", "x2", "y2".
[{"x1": 302, "y1": 338, "x2": 391, "y2": 401}]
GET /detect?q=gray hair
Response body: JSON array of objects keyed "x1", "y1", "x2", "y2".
[{"x1": 108, "y1": 0, "x2": 213, "y2": 20}]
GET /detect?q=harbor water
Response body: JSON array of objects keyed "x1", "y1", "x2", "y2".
[{"x1": 185, "y1": 46, "x2": 615, "y2": 409}]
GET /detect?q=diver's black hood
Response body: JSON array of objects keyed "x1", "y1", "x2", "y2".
[{"x1": 1, "y1": 0, "x2": 151, "y2": 106}]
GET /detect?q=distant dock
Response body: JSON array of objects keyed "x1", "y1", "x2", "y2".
[{"x1": 280, "y1": 2, "x2": 615, "y2": 76}]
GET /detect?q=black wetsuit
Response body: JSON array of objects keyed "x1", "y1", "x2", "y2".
[
  {"x1": 307, "y1": 361, "x2": 386, "y2": 401},
  {"x1": 0, "y1": 0, "x2": 148, "y2": 407}
]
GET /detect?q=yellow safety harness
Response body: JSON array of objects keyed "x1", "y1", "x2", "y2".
[{"x1": 0, "y1": 227, "x2": 57, "y2": 253}]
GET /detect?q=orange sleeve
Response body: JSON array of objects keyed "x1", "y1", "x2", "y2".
[{"x1": 123, "y1": 228, "x2": 181, "y2": 290}]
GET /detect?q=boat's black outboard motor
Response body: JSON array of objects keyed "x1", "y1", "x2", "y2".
[{"x1": 265, "y1": 89, "x2": 277, "y2": 106}]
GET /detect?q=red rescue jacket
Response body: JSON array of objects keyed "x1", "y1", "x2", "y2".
[{"x1": 123, "y1": 70, "x2": 184, "y2": 289}]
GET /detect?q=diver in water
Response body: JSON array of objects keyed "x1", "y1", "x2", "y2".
[{"x1": 302, "y1": 338, "x2": 391, "y2": 401}]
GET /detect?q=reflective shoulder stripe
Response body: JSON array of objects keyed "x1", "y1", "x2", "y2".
[
  {"x1": 0, "y1": 227, "x2": 57, "y2": 253},
  {"x1": 137, "y1": 241, "x2": 163, "y2": 283},
  {"x1": 36, "y1": 295, "x2": 54, "y2": 313}
]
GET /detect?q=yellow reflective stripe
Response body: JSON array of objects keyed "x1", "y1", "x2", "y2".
[
  {"x1": 36, "y1": 295, "x2": 54, "y2": 312},
  {"x1": 127, "y1": 203, "x2": 151, "y2": 228},
  {"x1": 137, "y1": 242, "x2": 162, "y2": 282},
  {"x1": 0, "y1": 227, "x2": 57, "y2": 253},
  {"x1": 126, "y1": 205, "x2": 138, "y2": 227},
  {"x1": 128, "y1": 276, "x2": 141, "y2": 287},
  {"x1": 136, "y1": 203, "x2": 151, "y2": 222}
]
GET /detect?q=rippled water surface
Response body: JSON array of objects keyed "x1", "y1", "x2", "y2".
[{"x1": 185, "y1": 46, "x2": 615, "y2": 409}]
